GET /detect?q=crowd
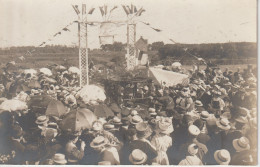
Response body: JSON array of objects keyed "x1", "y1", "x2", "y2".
[{"x1": 0, "y1": 61, "x2": 257, "y2": 165}]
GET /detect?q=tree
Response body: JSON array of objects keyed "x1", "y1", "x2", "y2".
[{"x1": 151, "y1": 41, "x2": 164, "y2": 51}]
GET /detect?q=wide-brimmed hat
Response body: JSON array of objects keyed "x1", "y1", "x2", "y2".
[
  {"x1": 103, "y1": 123, "x2": 118, "y2": 131},
  {"x1": 131, "y1": 110, "x2": 138, "y2": 116},
  {"x1": 52, "y1": 153, "x2": 67, "y2": 164},
  {"x1": 35, "y1": 115, "x2": 49, "y2": 125},
  {"x1": 232, "y1": 137, "x2": 250, "y2": 152},
  {"x1": 188, "y1": 143, "x2": 199, "y2": 156},
  {"x1": 224, "y1": 82, "x2": 232, "y2": 86},
  {"x1": 136, "y1": 122, "x2": 152, "y2": 139},
  {"x1": 130, "y1": 115, "x2": 143, "y2": 125},
  {"x1": 109, "y1": 116, "x2": 122, "y2": 125},
  {"x1": 212, "y1": 90, "x2": 221, "y2": 96},
  {"x1": 195, "y1": 100, "x2": 203, "y2": 107},
  {"x1": 90, "y1": 136, "x2": 108, "y2": 148},
  {"x1": 216, "y1": 118, "x2": 231, "y2": 130},
  {"x1": 129, "y1": 149, "x2": 147, "y2": 165},
  {"x1": 235, "y1": 116, "x2": 248, "y2": 124},
  {"x1": 148, "y1": 108, "x2": 157, "y2": 116},
  {"x1": 92, "y1": 121, "x2": 104, "y2": 131},
  {"x1": 98, "y1": 161, "x2": 111, "y2": 165},
  {"x1": 156, "y1": 119, "x2": 174, "y2": 134},
  {"x1": 214, "y1": 149, "x2": 231, "y2": 165},
  {"x1": 200, "y1": 111, "x2": 209, "y2": 121},
  {"x1": 188, "y1": 125, "x2": 200, "y2": 136}
]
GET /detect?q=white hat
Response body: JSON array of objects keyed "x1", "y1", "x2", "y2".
[
  {"x1": 214, "y1": 149, "x2": 231, "y2": 165},
  {"x1": 216, "y1": 118, "x2": 231, "y2": 131},
  {"x1": 52, "y1": 153, "x2": 67, "y2": 164},
  {"x1": 129, "y1": 149, "x2": 147, "y2": 165},
  {"x1": 232, "y1": 137, "x2": 250, "y2": 152},
  {"x1": 188, "y1": 125, "x2": 200, "y2": 136},
  {"x1": 131, "y1": 110, "x2": 138, "y2": 116}
]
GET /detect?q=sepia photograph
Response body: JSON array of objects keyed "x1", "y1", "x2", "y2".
[{"x1": 0, "y1": 0, "x2": 257, "y2": 165}]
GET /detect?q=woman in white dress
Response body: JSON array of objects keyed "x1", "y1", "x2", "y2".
[{"x1": 151, "y1": 117, "x2": 173, "y2": 165}]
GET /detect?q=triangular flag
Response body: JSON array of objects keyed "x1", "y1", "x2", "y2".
[
  {"x1": 88, "y1": 7, "x2": 95, "y2": 14},
  {"x1": 127, "y1": 5, "x2": 132, "y2": 14},
  {"x1": 63, "y1": 27, "x2": 70, "y2": 31},
  {"x1": 72, "y1": 5, "x2": 80, "y2": 15},
  {"x1": 82, "y1": 4, "x2": 86, "y2": 14},
  {"x1": 152, "y1": 27, "x2": 161, "y2": 32},
  {"x1": 134, "y1": 6, "x2": 137, "y2": 13},
  {"x1": 131, "y1": 4, "x2": 134, "y2": 14},
  {"x1": 110, "y1": 6, "x2": 117, "y2": 13},
  {"x1": 104, "y1": 5, "x2": 107, "y2": 15},
  {"x1": 122, "y1": 5, "x2": 129, "y2": 15},
  {"x1": 99, "y1": 6, "x2": 105, "y2": 16}
]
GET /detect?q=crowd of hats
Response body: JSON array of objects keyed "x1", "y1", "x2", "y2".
[{"x1": 0, "y1": 61, "x2": 257, "y2": 165}]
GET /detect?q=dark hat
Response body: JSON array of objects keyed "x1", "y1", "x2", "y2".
[
  {"x1": 121, "y1": 108, "x2": 131, "y2": 117},
  {"x1": 12, "y1": 125, "x2": 24, "y2": 139}
]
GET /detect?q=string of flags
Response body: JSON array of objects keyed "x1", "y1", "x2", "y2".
[{"x1": 139, "y1": 21, "x2": 206, "y2": 63}]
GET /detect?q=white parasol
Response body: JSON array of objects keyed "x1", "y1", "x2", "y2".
[
  {"x1": 0, "y1": 99, "x2": 28, "y2": 112},
  {"x1": 68, "y1": 66, "x2": 80, "y2": 75},
  {"x1": 76, "y1": 85, "x2": 106, "y2": 105},
  {"x1": 40, "y1": 68, "x2": 52, "y2": 76}
]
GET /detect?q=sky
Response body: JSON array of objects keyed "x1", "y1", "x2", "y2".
[{"x1": 0, "y1": 0, "x2": 257, "y2": 49}]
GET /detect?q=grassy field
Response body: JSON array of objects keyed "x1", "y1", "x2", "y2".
[{"x1": 0, "y1": 52, "x2": 257, "y2": 72}]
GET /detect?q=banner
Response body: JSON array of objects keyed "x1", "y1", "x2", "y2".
[{"x1": 149, "y1": 67, "x2": 189, "y2": 86}]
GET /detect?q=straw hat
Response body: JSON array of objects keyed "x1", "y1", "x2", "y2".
[
  {"x1": 130, "y1": 115, "x2": 143, "y2": 125},
  {"x1": 103, "y1": 123, "x2": 118, "y2": 131},
  {"x1": 136, "y1": 122, "x2": 152, "y2": 139},
  {"x1": 188, "y1": 125, "x2": 200, "y2": 136},
  {"x1": 131, "y1": 110, "x2": 138, "y2": 116},
  {"x1": 232, "y1": 137, "x2": 250, "y2": 152},
  {"x1": 195, "y1": 100, "x2": 203, "y2": 107},
  {"x1": 92, "y1": 121, "x2": 104, "y2": 131},
  {"x1": 188, "y1": 143, "x2": 199, "y2": 156},
  {"x1": 109, "y1": 116, "x2": 122, "y2": 125},
  {"x1": 52, "y1": 153, "x2": 67, "y2": 164},
  {"x1": 214, "y1": 149, "x2": 231, "y2": 165},
  {"x1": 35, "y1": 115, "x2": 49, "y2": 125},
  {"x1": 148, "y1": 108, "x2": 157, "y2": 116},
  {"x1": 90, "y1": 136, "x2": 108, "y2": 148},
  {"x1": 129, "y1": 149, "x2": 147, "y2": 165},
  {"x1": 157, "y1": 119, "x2": 174, "y2": 134},
  {"x1": 98, "y1": 161, "x2": 111, "y2": 165},
  {"x1": 216, "y1": 118, "x2": 231, "y2": 131},
  {"x1": 235, "y1": 116, "x2": 248, "y2": 124},
  {"x1": 200, "y1": 111, "x2": 209, "y2": 121}
]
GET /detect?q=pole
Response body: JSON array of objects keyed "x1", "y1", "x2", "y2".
[{"x1": 78, "y1": 15, "x2": 82, "y2": 87}]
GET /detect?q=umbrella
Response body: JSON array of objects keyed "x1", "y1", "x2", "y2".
[
  {"x1": 68, "y1": 66, "x2": 80, "y2": 75},
  {"x1": 0, "y1": 99, "x2": 28, "y2": 112},
  {"x1": 172, "y1": 62, "x2": 182, "y2": 68},
  {"x1": 55, "y1": 65, "x2": 66, "y2": 71},
  {"x1": 59, "y1": 108, "x2": 97, "y2": 132},
  {"x1": 40, "y1": 68, "x2": 52, "y2": 76},
  {"x1": 92, "y1": 104, "x2": 114, "y2": 118},
  {"x1": 28, "y1": 95, "x2": 54, "y2": 114},
  {"x1": 45, "y1": 100, "x2": 67, "y2": 118},
  {"x1": 109, "y1": 103, "x2": 121, "y2": 114},
  {"x1": 28, "y1": 80, "x2": 41, "y2": 89}
]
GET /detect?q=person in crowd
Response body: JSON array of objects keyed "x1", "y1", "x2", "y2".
[
  {"x1": 65, "y1": 133, "x2": 85, "y2": 164},
  {"x1": 178, "y1": 143, "x2": 203, "y2": 165}
]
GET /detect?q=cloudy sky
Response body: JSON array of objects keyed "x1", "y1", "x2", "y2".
[{"x1": 0, "y1": 0, "x2": 257, "y2": 48}]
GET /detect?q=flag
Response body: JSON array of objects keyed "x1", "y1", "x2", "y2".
[
  {"x1": 110, "y1": 6, "x2": 117, "y2": 13},
  {"x1": 127, "y1": 6, "x2": 132, "y2": 14},
  {"x1": 88, "y1": 7, "x2": 95, "y2": 14},
  {"x1": 131, "y1": 4, "x2": 134, "y2": 14},
  {"x1": 134, "y1": 6, "x2": 137, "y2": 13},
  {"x1": 72, "y1": 5, "x2": 80, "y2": 15},
  {"x1": 136, "y1": 8, "x2": 145, "y2": 16},
  {"x1": 104, "y1": 5, "x2": 107, "y2": 15},
  {"x1": 169, "y1": 39, "x2": 177, "y2": 44},
  {"x1": 99, "y1": 6, "x2": 105, "y2": 16},
  {"x1": 39, "y1": 42, "x2": 46, "y2": 46},
  {"x1": 63, "y1": 27, "x2": 70, "y2": 31},
  {"x1": 141, "y1": 21, "x2": 150, "y2": 25},
  {"x1": 122, "y1": 5, "x2": 129, "y2": 15},
  {"x1": 82, "y1": 4, "x2": 86, "y2": 14},
  {"x1": 53, "y1": 32, "x2": 61, "y2": 37},
  {"x1": 152, "y1": 27, "x2": 161, "y2": 32}
]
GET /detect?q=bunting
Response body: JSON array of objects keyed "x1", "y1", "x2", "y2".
[
  {"x1": 99, "y1": 6, "x2": 105, "y2": 16},
  {"x1": 110, "y1": 6, "x2": 118, "y2": 13},
  {"x1": 72, "y1": 5, "x2": 80, "y2": 15},
  {"x1": 88, "y1": 7, "x2": 95, "y2": 14},
  {"x1": 122, "y1": 5, "x2": 130, "y2": 15}
]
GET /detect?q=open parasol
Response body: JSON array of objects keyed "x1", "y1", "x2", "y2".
[
  {"x1": 59, "y1": 108, "x2": 97, "y2": 132},
  {"x1": 0, "y1": 99, "x2": 28, "y2": 112},
  {"x1": 92, "y1": 104, "x2": 114, "y2": 118},
  {"x1": 45, "y1": 100, "x2": 67, "y2": 118}
]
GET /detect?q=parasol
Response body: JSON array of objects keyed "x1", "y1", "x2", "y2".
[
  {"x1": 59, "y1": 108, "x2": 97, "y2": 132},
  {"x1": 172, "y1": 62, "x2": 182, "y2": 68},
  {"x1": 68, "y1": 66, "x2": 80, "y2": 75},
  {"x1": 55, "y1": 65, "x2": 66, "y2": 71},
  {"x1": 0, "y1": 99, "x2": 28, "y2": 112},
  {"x1": 40, "y1": 68, "x2": 52, "y2": 76},
  {"x1": 92, "y1": 104, "x2": 114, "y2": 118},
  {"x1": 28, "y1": 95, "x2": 54, "y2": 114},
  {"x1": 28, "y1": 80, "x2": 41, "y2": 89},
  {"x1": 45, "y1": 100, "x2": 67, "y2": 118}
]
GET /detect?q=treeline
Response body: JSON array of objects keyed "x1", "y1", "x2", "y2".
[{"x1": 150, "y1": 42, "x2": 257, "y2": 60}]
